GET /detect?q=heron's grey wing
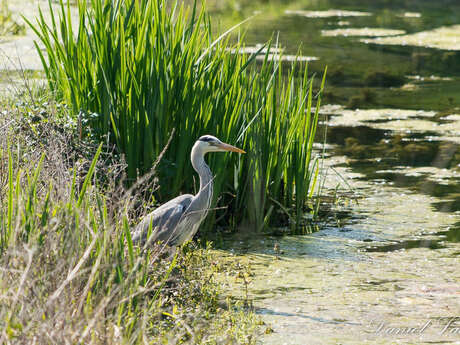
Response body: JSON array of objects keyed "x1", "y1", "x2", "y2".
[{"x1": 132, "y1": 194, "x2": 193, "y2": 245}]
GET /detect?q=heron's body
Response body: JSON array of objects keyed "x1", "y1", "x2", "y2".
[{"x1": 132, "y1": 135, "x2": 244, "y2": 247}]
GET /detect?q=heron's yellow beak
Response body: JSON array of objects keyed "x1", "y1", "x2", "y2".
[{"x1": 217, "y1": 142, "x2": 246, "y2": 153}]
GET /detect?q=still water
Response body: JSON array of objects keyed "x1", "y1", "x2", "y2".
[{"x1": 211, "y1": 0, "x2": 460, "y2": 343}]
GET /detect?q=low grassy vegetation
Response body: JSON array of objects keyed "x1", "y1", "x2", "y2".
[
  {"x1": 0, "y1": 1, "x2": 25, "y2": 36},
  {"x1": 28, "y1": 0, "x2": 325, "y2": 233},
  {"x1": 0, "y1": 95, "x2": 259, "y2": 344}
]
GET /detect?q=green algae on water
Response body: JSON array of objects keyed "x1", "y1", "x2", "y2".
[
  {"x1": 362, "y1": 25, "x2": 460, "y2": 51},
  {"x1": 322, "y1": 28, "x2": 405, "y2": 37},
  {"x1": 285, "y1": 9, "x2": 372, "y2": 18}
]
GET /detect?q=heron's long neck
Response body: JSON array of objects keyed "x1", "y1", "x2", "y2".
[{"x1": 191, "y1": 147, "x2": 213, "y2": 209}]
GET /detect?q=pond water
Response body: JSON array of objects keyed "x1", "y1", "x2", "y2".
[{"x1": 210, "y1": 0, "x2": 460, "y2": 343}]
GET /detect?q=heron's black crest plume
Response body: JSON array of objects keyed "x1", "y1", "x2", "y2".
[{"x1": 198, "y1": 135, "x2": 214, "y2": 142}]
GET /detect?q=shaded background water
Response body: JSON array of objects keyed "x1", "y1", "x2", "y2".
[{"x1": 211, "y1": 0, "x2": 460, "y2": 108}]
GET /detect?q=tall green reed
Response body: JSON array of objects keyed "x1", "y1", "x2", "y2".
[{"x1": 26, "y1": 0, "x2": 325, "y2": 232}]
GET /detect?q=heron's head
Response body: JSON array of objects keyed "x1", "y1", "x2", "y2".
[{"x1": 195, "y1": 135, "x2": 245, "y2": 154}]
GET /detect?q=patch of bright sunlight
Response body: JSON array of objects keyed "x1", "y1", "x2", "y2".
[
  {"x1": 322, "y1": 28, "x2": 405, "y2": 37},
  {"x1": 407, "y1": 75, "x2": 453, "y2": 82},
  {"x1": 362, "y1": 25, "x2": 460, "y2": 51},
  {"x1": 322, "y1": 105, "x2": 435, "y2": 124},
  {"x1": 285, "y1": 9, "x2": 372, "y2": 18},
  {"x1": 255, "y1": 54, "x2": 318, "y2": 62},
  {"x1": 226, "y1": 44, "x2": 283, "y2": 55},
  {"x1": 399, "y1": 12, "x2": 422, "y2": 18},
  {"x1": 227, "y1": 44, "x2": 318, "y2": 62}
]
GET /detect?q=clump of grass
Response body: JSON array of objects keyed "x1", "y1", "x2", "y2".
[
  {"x1": 0, "y1": 101, "x2": 258, "y2": 344},
  {"x1": 27, "y1": 0, "x2": 325, "y2": 233}
]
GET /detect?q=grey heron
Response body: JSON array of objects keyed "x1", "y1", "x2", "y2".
[{"x1": 132, "y1": 135, "x2": 245, "y2": 247}]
